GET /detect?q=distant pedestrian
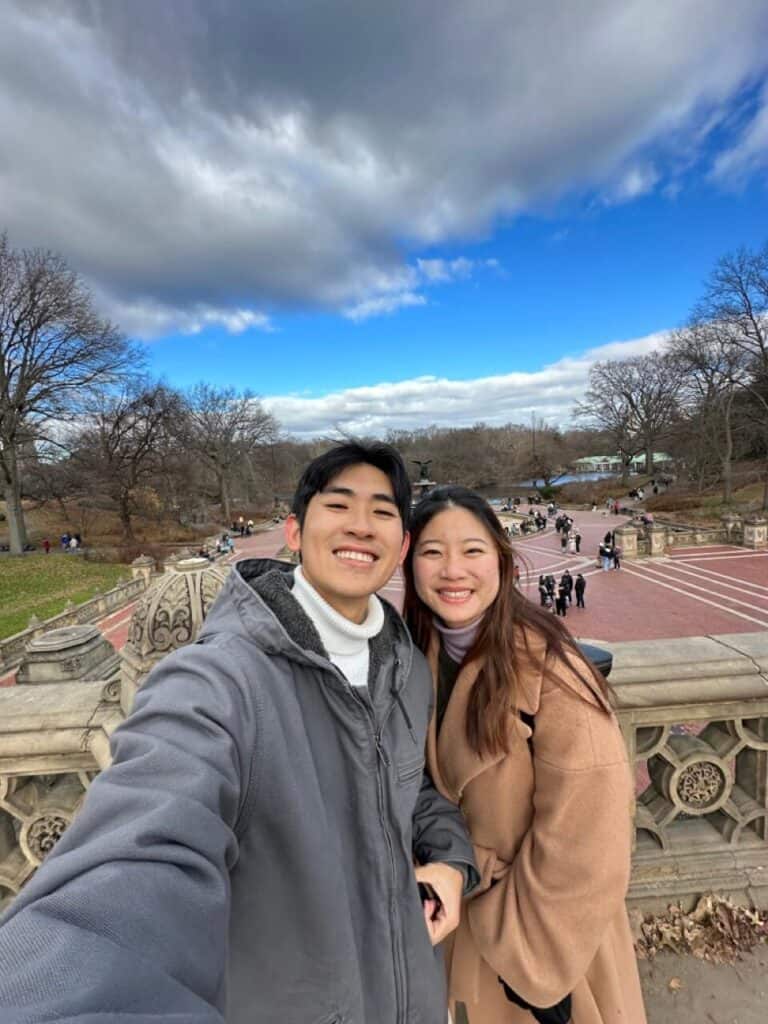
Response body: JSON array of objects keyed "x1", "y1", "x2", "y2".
[
  {"x1": 567, "y1": 534, "x2": 576, "y2": 554},
  {"x1": 60, "y1": 533, "x2": 70, "y2": 552},
  {"x1": 613, "y1": 546, "x2": 622, "y2": 570},
  {"x1": 560, "y1": 530, "x2": 567, "y2": 550},
  {"x1": 538, "y1": 575, "x2": 548, "y2": 607},
  {"x1": 69, "y1": 536, "x2": 78, "y2": 552},
  {"x1": 545, "y1": 574, "x2": 556, "y2": 599},
  {"x1": 574, "y1": 529, "x2": 582, "y2": 553},
  {"x1": 560, "y1": 569, "x2": 573, "y2": 604},
  {"x1": 575, "y1": 573, "x2": 586, "y2": 608},
  {"x1": 513, "y1": 564, "x2": 521, "y2": 589},
  {"x1": 42, "y1": 538, "x2": 51, "y2": 555},
  {"x1": 599, "y1": 544, "x2": 611, "y2": 572},
  {"x1": 555, "y1": 586, "x2": 568, "y2": 617}
]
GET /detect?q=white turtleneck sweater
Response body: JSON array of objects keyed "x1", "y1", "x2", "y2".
[{"x1": 292, "y1": 565, "x2": 384, "y2": 689}]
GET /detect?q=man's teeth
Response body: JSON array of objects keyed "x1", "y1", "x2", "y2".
[{"x1": 336, "y1": 550, "x2": 375, "y2": 563}]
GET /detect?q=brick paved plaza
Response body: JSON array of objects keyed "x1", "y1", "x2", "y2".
[{"x1": 89, "y1": 512, "x2": 768, "y2": 657}]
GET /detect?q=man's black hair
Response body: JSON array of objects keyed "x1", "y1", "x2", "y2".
[{"x1": 291, "y1": 440, "x2": 411, "y2": 530}]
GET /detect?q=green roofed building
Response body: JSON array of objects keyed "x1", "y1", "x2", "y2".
[{"x1": 572, "y1": 453, "x2": 673, "y2": 474}]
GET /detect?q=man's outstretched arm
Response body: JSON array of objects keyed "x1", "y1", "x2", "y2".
[{"x1": 0, "y1": 639, "x2": 258, "y2": 1023}]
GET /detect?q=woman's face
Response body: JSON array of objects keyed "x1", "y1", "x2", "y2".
[{"x1": 412, "y1": 506, "x2": 501, "y2": 628}]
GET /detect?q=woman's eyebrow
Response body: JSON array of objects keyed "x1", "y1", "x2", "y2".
[{"x1": 417, "y1": 536, "x2": 488, "y2": 545}]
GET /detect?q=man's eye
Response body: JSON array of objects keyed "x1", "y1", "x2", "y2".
[
  {"x1": 325, "y1": 502, "x2": 347, "y2": 510},
  {"x1": 375, "y1": 508, "x2": 396, "y2": 517}
]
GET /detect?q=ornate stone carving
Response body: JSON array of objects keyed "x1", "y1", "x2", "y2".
[
  {"x1": 120, "y1": 558, "x2": 230, "y2": 710},
  {"x1": 676, "y1": 760, "x2": 727, "y2": 811},
  {"x1": 24, "y1": 814, "x2": 69, "y2": 862}
]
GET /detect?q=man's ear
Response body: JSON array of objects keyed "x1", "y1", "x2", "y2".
[
  {"x1": 284, "y1": 514, "x2": 301, "y2": 553},
  {"x1": 398, "y1": 531, "x2": 410, "y2": 565}
]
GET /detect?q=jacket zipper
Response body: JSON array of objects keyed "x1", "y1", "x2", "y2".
[{"x1": 330, "y1": 665, "x2": 407, "y2": 1024}]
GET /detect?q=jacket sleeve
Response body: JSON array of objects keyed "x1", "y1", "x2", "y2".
[
  {"x1": 467, "y1": 661, "x2": 633, "y2": 1007},
  {"x1": 412, "y1": 769, "x2": 478, "y2": 891},
  {"x1": 0, "y1": 638, "x2": 258, "y2": 1023}
]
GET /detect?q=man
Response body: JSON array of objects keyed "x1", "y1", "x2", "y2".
[
  {"x1": 575, "y1": 572, "x2": 587, "y2": 608},
  {"x1": 0, "y1": 441, "x2": 475, "y2": 1024},
  {"x1": 574, "y1": 528, "x2": 581, "y2": 553}
]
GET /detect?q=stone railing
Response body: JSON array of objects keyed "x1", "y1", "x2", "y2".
[
  {"x1": 616, "y1": 512, "x2": 765, "y2": 558},
  {"x1": 604, "y1": 632, "x2": 768, "y2": 911},
  {"x1": 3, "y1": 550, "x2": 768, "y2": 914},
  {"x1": 0, "y1": 576, "x2": 148, "y2": 676}
]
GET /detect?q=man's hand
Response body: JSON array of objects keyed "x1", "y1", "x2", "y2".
[{"x1": 414, "y1": 862, "x2": 463, "y2": 945}]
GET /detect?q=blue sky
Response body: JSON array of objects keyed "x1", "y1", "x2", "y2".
[{"x1": 2, "y1": 1, "x2": 768, "y2": 436}]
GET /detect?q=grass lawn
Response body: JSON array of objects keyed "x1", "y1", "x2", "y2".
[{"x1": 0, "y1": 553, "x2": 128, "y2": 640}]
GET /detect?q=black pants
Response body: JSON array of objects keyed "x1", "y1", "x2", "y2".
[{"x1": 576, "y1": 593, "x2": 585, "y2": 607}]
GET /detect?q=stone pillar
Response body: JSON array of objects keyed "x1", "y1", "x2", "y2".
[
  {"x1": 131, "y1": 554, "x2": 155, "y2": 584},
  {"x1": 614, "y1": 524, "x2": 638, "y2": 560},
  {"x1": 16, "y1": 625, "x2": 119, "y2": 686},
  {"x1": 743, "y1": 515, "x2": 768, "y2": 550},
  {"x1": 648, "y1": 524, "x2": 667, "y2": 557}
]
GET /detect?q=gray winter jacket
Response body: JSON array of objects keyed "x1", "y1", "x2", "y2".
[{"x1": 0, "y1": 559, "x2": 476, "y2": 1024}]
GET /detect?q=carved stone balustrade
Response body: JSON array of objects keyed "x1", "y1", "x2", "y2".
[
  {"x1": 120, "y1": 556, "x2": 229, "y2": 714},
  {"x1": 604, "y1": 631, "x2": 768, "y2": 911}
]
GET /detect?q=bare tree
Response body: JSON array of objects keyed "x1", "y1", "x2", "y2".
[
  {"x1": 180, "y1": 383, "x2": 278, "y2": 523},
  {"x1": 670, "y1": 323, "x2": 744, "y2": 502},
  {"x1": 575, "y1": 353, "x2": 682, "y2": 484},
  {"x1": 0, "y1": 233, "x2": 136, "y2": 552},
  {"x1": 690, "y1": 243, "x2": 768, "y2": 508},
  {"x1": 70, "y1": 382, "x2": 183, "y2": 541}
]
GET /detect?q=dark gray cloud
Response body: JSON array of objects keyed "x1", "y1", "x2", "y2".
[{"x1": 2, "y1": 1, "x2": 767, "y2": 336}]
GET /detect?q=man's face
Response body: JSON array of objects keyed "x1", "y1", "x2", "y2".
[{"x1": 285, "y1": 462, "x2": 409, "y2": 623}]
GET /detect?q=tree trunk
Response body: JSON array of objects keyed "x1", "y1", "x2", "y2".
[
  {"x1": 1, "y1": 445, "x2": 28, "y2": 554},
  {"x1": 721, "y1": 394, "x2": 734, "y2": 505},
  {"x1": 645, "y1": 444, "x2": 654, "y2": 479},
  {"x1": 119, "y1": 493, "x2": 135, "y2": 542},
  {"x1": 218, "y1": 472, "x2": 231, "y2": 524}
]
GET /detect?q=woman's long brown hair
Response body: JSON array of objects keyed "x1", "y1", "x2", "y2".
[{"x1": 403, "y1": 486, "x2": 612, "y2": 758}]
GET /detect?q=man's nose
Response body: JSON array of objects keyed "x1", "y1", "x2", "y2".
[{"x1": 345, "y1": 507, "x2": 375, "y2": 535}]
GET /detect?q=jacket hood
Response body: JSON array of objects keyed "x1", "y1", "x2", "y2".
[{"x1": 199, "y1": 557, "x2": 413, "y2": 683}]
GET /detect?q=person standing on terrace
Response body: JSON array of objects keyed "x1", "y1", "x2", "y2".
[
  {"x1": 0, "y1": 442, "x2": 476, "y2": 1024},
  {"x1": 403, "y1": 486, "x2": 646, "y2": 1024}
]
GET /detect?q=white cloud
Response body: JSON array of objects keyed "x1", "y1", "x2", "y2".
[
  {"x1": 711, "y1": 83, "x2": 768, "y2": 182},
  {"x1": 604, "y1": 164, "x2": 660, "y2": 204},
  {"x1": 342, "y1": 291, "x2": 427, "y2": 322},
  {"x1": 263, "y1": 330, "x2": 669, "y2": 437},
  {"x1": 98, "y1": 295, "x2": 273, "y2": 340}
]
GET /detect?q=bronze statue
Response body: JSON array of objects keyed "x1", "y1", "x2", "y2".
[{"x1": 411, "y1": 459, "x2": 433, "y2": 482}]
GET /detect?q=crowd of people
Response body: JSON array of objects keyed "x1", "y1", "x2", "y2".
[{"x1": 537, "y1": 569, "x2": 587, "y2": 616}]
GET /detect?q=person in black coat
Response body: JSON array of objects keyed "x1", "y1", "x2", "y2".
[
  {"x1": 555, "y1": 586, "x2": 568, "y2": 617},
  {"x1": 575, "y1": 573, "x2": 586, "y2": 608},
  {"x1": 560, "y1": 569, "x2": 573, "y2": 604}
]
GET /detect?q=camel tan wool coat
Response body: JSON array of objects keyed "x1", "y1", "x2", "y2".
[{"x1": 426, "y1": 633, "x2": 647, "y2": 1024}]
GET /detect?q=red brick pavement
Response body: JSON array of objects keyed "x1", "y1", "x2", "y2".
[{"x1": 4, "y1": 515, "x2": 766, "y2": 687}]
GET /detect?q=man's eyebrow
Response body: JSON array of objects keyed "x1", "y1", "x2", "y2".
[{"x1": 321, "y1": 485, "x2": 397, "y2": 506}]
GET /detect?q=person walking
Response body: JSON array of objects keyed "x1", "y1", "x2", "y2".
[
  {"x1": 613, "y1": 545, "x2": 622, "y2": 570},
  {"x1": 574, "y1": 529, "x2": 582, "y2": 553},
  {"x1": 560, "y1": 569, "x2": 573, "y2": 604},
  {"x1": 513, "y1": 564, "x2": 521, "y2": 589},
  {"x1": 575, "y1": 573, "x2": 586, "y2": 608},
  {"x1": 42, "y1": 538, "x2": 50, "y2": 555},
  {"x1": 555, "y1": 585, "x2": 568, "y2": 617},
  {"x1": 538, "y1": 575, "x2": 548, "y2": 608},
  {"x1": 403, "y1": 487, "x2": 646, "y2": 1024}
]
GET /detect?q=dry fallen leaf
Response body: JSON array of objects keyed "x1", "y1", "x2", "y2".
[
  {"x1": 668, "y1": 977, "x2": 683, "y2": 992},
  {"x1": 633, "y1": 894, "x2": 768, "y2": 965}
]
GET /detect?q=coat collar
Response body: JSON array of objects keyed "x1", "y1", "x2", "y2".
[
  {"x1": 426, "y1": 631, "x2": 542, "y2": 804},
  {"x1": 425, "y1": 627, "x2": 612, "y2": 803}
]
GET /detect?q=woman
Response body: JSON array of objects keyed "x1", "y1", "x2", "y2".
[{"x1": 403, "y1": 487, "x2": 646, "y2": 1024}]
